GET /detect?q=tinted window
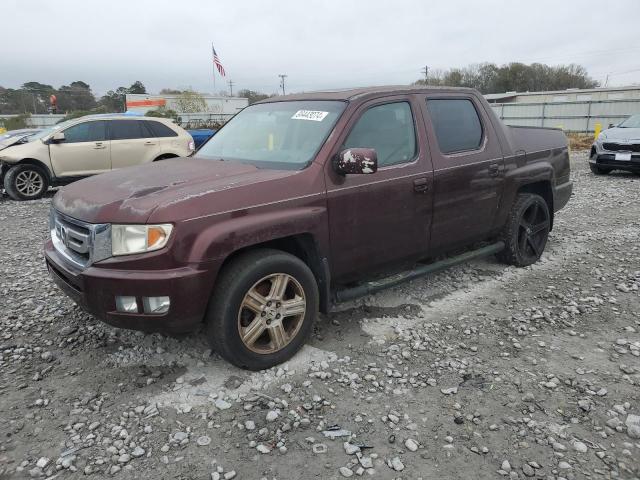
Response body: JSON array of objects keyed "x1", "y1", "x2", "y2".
[
  {"x1": 426, "y1": 99, "x2": 483, "y2": 154},
  {"x1": 63, "y1": 121, "x2": 106, "y2": 143},
  {"x1": 146, "y1": 120, "x2": 178, "y2": 137},
  {"x1": 108, "y1": 120, "x2": 149, "y2": 140},
  {"x1": 343, "y1": 102, "x2": 416, "y2": 167}
]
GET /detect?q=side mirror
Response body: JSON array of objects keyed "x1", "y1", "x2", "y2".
[
  {"x1": 608, "y1": 123, "x2": 615, "y2": 129},
  {"x1": 334, "y1": 148, "x2": 378, "y2": 175},
  {"x1": 50, "y1": 132, "x2": 65, "y2": 143}
]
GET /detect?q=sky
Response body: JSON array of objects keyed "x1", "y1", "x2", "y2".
[{"x1": 2, "y1": 0, "x2": 640, "y2": 96}]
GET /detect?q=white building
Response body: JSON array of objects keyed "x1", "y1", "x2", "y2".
[{"x1": 125, "y1": 93, "x2": 248, "y2": 118}]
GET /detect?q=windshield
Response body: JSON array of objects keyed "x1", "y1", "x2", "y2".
[
  {"x1": 618, "y1": 114, "x2": 640, "y2": 128},
  {"x1": 29, "y1": 119, "x2": 78, "y2": 141},
  {"x1": 197, "y1": 100, "x2": 346, "y2": 170}
]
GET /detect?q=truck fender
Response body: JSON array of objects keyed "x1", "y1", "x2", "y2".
[
  {"x1": 496, "y1": 161, "x2": 554, "y2": 229},
  {"x1": 185, "y1": 206, "x2": 329, "y2": 265}
]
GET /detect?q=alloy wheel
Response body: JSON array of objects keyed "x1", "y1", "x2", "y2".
[
  {"x1": 517, "y1": 201, "x2": 549, "y2": 260},
  {"x1": 237, "y1": 273, "x2": 306, "y2": 354},
  {"x1": 15, "y1": 170, "x2": 44, "y2": 197}
]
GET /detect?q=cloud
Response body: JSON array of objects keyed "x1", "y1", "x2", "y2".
[{"x1": 2, "y1": 0, "x2": 639, "y2": 95}]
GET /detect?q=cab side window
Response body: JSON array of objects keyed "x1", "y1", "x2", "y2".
[
  {"x1": 63, "y1": 121, "x2": 106, "y2": 143},
  {"x1": 426, "y1": 99, "x2": 483, "y2": 154},
  {"x1": 108, "y1": 120, "x2": 151, "y2": 140},
  {"x1": 343, "y1": 102, "x2": 416, "y2": 167}
]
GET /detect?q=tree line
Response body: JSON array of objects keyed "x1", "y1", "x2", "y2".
[
  {"x1": 0, "y1": 62, "x2": 600, "y2": 116},
  {"x1": 414, "y1": 62, "x2": 599, "y2": 94},
  {"x1": 0, "y1": 81, "x2": 148, "y2": 115}
]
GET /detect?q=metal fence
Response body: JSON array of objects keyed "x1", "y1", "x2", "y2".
[
  {"x1": 0, "y1": 114, "x2": 66, "y2": 129},
  {"x1": 0, "y1": 112, "x2": 234, "y2": 130},
  {"x1": 490, "y1": 98, "x2": 640, "y2": 133}
]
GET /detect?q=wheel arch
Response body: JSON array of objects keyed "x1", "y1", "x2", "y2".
[
  {"x1": 3, "y1": 158, "x2": 52, "y2": 181},
  {"x1": 517, "y1": 181, "x2": 554, "y2": 230},
  {"x1": 215, "y1": 233, "x2": 331, "y2": 314},
  {"x1": 153, "y1": 153, "x2": 180, "y2": 161}
]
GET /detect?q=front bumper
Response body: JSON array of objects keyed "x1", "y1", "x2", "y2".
[
  {"x1": 44, "y1": 239, "x2": 219, "y2": 334},
  {"x1": 590, "y1": 153, "x2": 640, "y2": 172},
  {"x1": 591, "y1": 142, "x2": 640, "y2": 171}
]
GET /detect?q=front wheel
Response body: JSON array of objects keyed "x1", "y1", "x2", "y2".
[
  {"x1": 205, "y1": 249, "x2": 319, "y2": 370},
  {"x1": 497, "y1": 193, "x2": 550, "y2": 267},
  {"x1": 4, "y1": 164, "x2": 49, "y2": 201}
]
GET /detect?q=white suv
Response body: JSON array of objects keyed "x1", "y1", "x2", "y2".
[{"x1": 0, "y1": 115, "x2": 195, "y2": 200}]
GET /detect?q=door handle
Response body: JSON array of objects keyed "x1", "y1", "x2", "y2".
[
  {"x1": 144, "y1": 141, "x2": 156, "y2": 146},
  {"x1": 93, "y1": 142, "x2": 106, "y2": 150},
  {"x1": 488, "y1": 163, "x2": 500, "y2": 177},
  {"x1": 413, "y1": 177, "x2": 429, "y2": 193}
]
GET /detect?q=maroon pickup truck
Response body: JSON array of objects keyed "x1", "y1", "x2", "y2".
[{"x1": 45, "y1": 86, "x2": 572, "y2": 370}]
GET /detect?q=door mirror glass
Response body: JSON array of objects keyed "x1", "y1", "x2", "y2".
[
  {"x1": 334, "y1": 148, "x2": 378, "y2": 175},
  {"x1": 51, "y1": 132, "x2": 65, "y2": 143}
]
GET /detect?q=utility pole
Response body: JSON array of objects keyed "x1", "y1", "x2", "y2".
[
  {"x1": 227, "y1": 80, "x2": 234, "y2": 96},
  {"x1": 278, "y1": 74, "x2": 287, "y2": 95},
  {"x1": 421, "y1": 65, "x2": 429, "y2": 84}
]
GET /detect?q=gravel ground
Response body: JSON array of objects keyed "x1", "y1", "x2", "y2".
[{"x1": 1, "y1": 151, "x2": 639, "y2": 480}]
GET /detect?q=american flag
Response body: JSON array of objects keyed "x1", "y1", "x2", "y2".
[{"x1": 212, "y1": 44, "x2": 226, "y2": 77}]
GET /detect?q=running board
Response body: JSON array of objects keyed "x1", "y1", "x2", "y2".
[{"x1": 333, "y1": 241, "x2": 505, "y2": 303}]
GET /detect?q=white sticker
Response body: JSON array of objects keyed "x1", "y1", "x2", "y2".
[{"x1": 291, "y1": 110, "x2": 329, "y2": 121}]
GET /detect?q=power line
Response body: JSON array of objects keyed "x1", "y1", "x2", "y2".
[{"x1": 278, "y1": 74, "x2": 288, "y2": 95}]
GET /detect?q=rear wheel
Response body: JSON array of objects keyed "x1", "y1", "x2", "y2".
[
  {"x1": 4, "y1": 164, "x2": 49, "y2": 201},
  {"x1": 590, "y1": 163, "x2": 612, "y2": 175},
  {"x1": 205, "y1": 249, "x2": 319, "y2": 370},
  {"x1": 497, "y1": 193, "x2": 550, "y2": 267}
]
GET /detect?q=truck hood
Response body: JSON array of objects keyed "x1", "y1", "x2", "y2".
[{"x1": 53, "y1": 157, "x2": 298, "y2": 224}]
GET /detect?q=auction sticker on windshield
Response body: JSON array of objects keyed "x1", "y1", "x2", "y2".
[{"x1": 292, "y1": 110, "x2": 329, "y2": 121}]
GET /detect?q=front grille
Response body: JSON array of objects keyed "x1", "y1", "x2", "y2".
[
  {"x1": 50, "y1": 209, "x2": 111, "y2": 268},
  {"x1": 602, "y1": 142, "x2": 640, "y2": 153}
]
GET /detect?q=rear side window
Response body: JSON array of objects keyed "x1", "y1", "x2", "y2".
[
  {"x1": 426, "y1": 99, "x2": 483, "y2": 154},
  {"x1": 108, "y1": 120, "x2": 150, "y2": 140},
  {"x1": 343, "y1": 102, "x2": 416, "y2": 167},
  {"x1": 63, "y1": 121, "x2": 106, "y2": 143},
  {"x1": 145, "y1": 121, "x2": 178, "y2": 137}
]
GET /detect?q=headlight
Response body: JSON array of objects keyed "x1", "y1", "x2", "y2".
[{"x1": 111, "y1": 224, "x2": 173, "y2": 256}]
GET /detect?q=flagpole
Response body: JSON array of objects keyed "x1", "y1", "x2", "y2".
[{"x1": 211, "y1": 42, "x2": 216, "y2": 95}]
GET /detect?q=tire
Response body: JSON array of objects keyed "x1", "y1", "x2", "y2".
[
  {"x1": 205, "y1": 249, "x2": 319, "y2": 370},
  {"x1": 497, "y1": 193, "x2": 550, "y2": 267},
  {"x1": 4, "y1": 164, "x2": 49, "y2": 201},
  {"x1": 590, "y1": 163, "x2": 612, "y2": 175}
]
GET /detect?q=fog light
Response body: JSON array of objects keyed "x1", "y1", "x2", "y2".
[
  {"x1": 115, "y1": 296, "x2": 138, "y2": 313},
  {"x1": 143, "y1": 296, "x2": 170, "y2": 314}
]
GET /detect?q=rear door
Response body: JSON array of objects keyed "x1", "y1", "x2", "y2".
[
  {"x1": 49, "y1": 120, "x2": 109, "y2": 177},
  {"x1": 325, "y1": 96, "x2": 434, "y2": 281},
  {"x1": 421, "y1": 94, "x2": 504, "y2": 255},
  {"x1": 108, "y1": 120, "x2": 160, "y2": 169},
  {"x1": 144, "y1": 120, "x2": 187, "y2": 156}
]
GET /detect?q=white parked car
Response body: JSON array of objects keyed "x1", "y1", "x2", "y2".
[{"x1": 0, "y1": 115, "x2": 195, "y2": 200}]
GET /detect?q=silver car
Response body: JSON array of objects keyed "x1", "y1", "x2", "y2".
[{"x1": 590, "y1": 114, "x2": 640, "y2": 175}]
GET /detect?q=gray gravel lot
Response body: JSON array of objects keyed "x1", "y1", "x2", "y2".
[{"x1": 0, "y1": 151, "x2": 639, "y2": 480}]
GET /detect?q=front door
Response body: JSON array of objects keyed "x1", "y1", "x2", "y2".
[
  {"x1": 49, "y1": 120, "x2": 110, "y2": 177},
  {"x1": 325, "y1": 97, "x2": 433, "y2": 282},
  {"x1": 420, "y1": 94, "x2": 505, "y2": 255}
]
